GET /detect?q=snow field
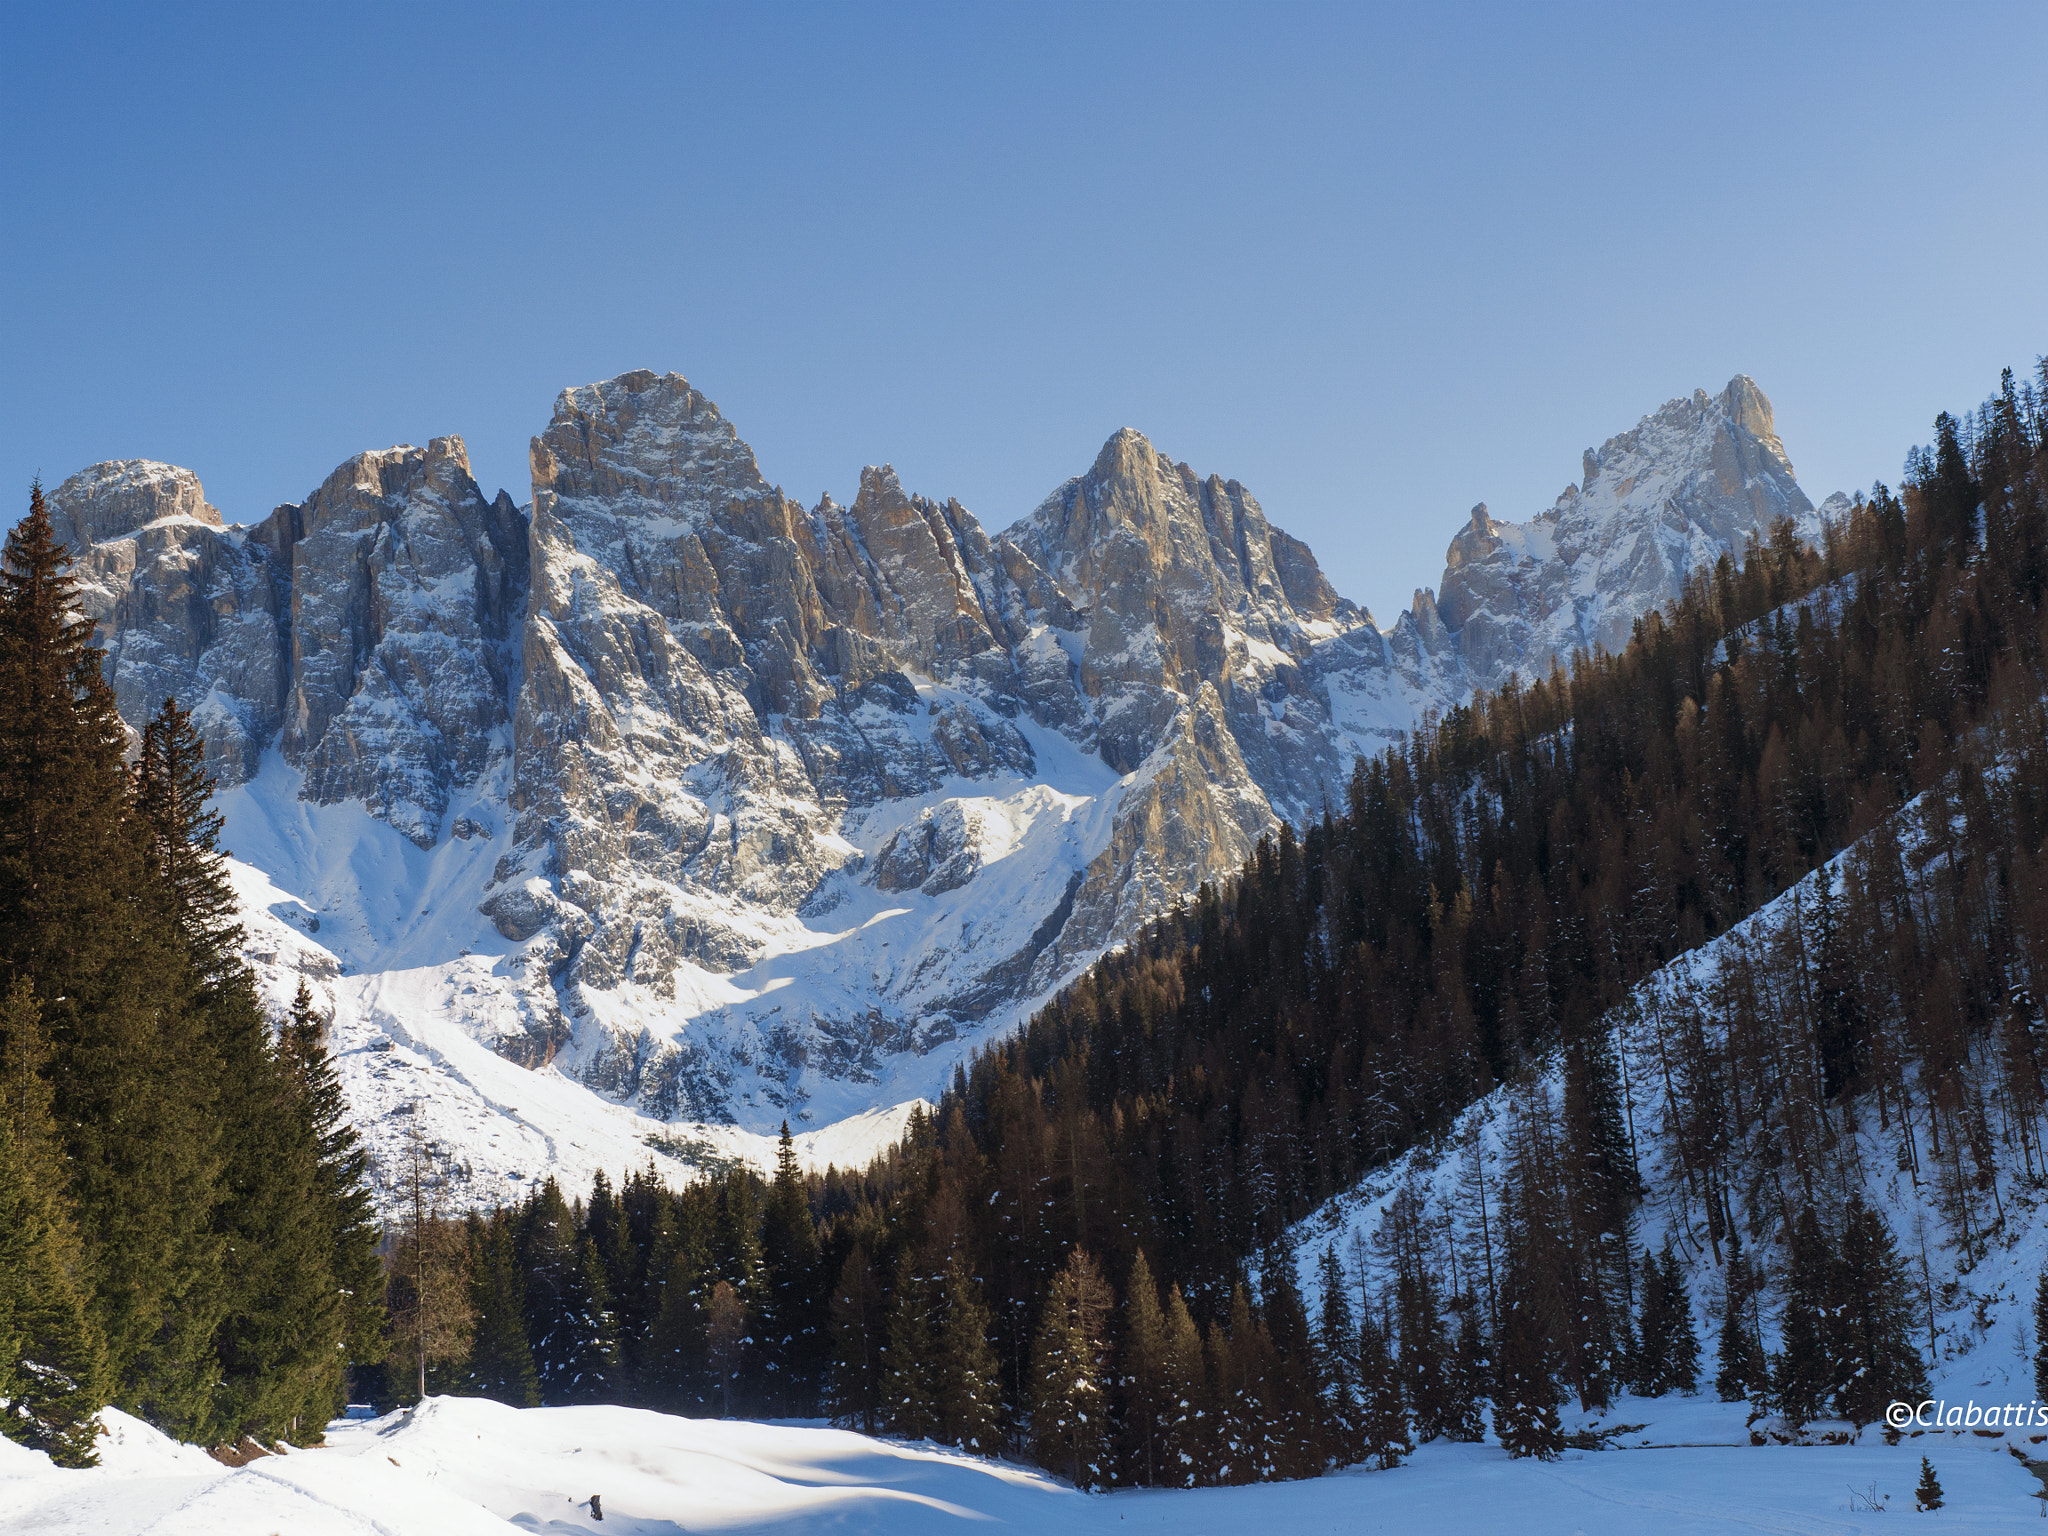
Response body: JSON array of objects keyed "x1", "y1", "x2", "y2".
[{"x1": 4, "y1": 1394, "x2": 2046, "y2": 1534}]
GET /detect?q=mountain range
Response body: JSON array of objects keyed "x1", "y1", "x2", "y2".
[{"x1": 47, "y1": 371, "x2": 1827, "y2": 1198}]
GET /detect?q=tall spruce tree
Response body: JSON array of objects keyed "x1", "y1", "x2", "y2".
[
  {"x1": 1313, "y1": 1247, "x2": 1364, "y2": 1465},
  {"x1": 934, "y1": 1253, "x2": 1001, "y2": 1453},
  {"x1": 758, "y1": 1124, "x2": 821, "y2": 1413},
  {"x1": 1159, "y1": 1284, "x2": 1207, "y2": 1487},
  {"x1": 1359, "y1": 1310, "x2": 1411, "y2": 1469},
  {"x1": 0, "y1": 486, "x2": 224, "y2": 1436},
  {"x1": 1492, "y1": 1255, "x2": 1563, "y2": 1459},
  {"x1": 140, "y1": 703, "x2": 339, "y2": 1443},
  {"x1": 828, "y1": 1245, "x2": 882, "y2": 1432},
  {"x1": 1029, "y1": 1248, "x2": 1113, "y2": 1489},
  {"x1": 1117, "y1": 1250, "x2": 1169, "y2": 1484},
  {"x1": 880, "y1": 1250, "x2": 936, "y2": 1438},
  {"x1": 1661, "y1": 1246, "x2": 1700, "y2": 1394},
  {"x1": 1830, "y1": 1197, "x2": 1925, "y2": 1427},
  {"x1": 277, "y1": 981, "x2": 385, "y2": 1395},
  {"x1": 461, "y1": 1211, "x2": 538, "y2": 1407},
  {"x1": 0, "y1": 977, "x2": 108, "y2": 1464},
  {"x1": 1773, "y1": 1207, "x2": 1835, "y2": 1427}
]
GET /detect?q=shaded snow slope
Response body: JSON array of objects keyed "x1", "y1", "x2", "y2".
[
  {"x1": 4, "y1": 1394, "x2": 2043, "y2": 1534},
  {"x1": 1287, "y1": 788, "x2": 2044, "y2": 1425}
]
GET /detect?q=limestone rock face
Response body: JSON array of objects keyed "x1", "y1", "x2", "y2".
[
  {"x1": 59, "y1": 367, "x2": 1822, "y2": 1139},
  {"x1": 54, "y1": 442, "x2": 526, "y2": 844},
  {"x1": 271, "y1": 437, "x2": 527, "y2": 846},
  {"x1": 50, "y1": 460, "x2": 288, "y2": 778},
  {"x1": 1432, "y1": 376, "x2": 1818, "y2": 690}
]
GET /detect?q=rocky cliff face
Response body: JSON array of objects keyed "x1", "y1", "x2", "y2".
[
  {"x1": 1423, "y1": 375, "x2": 1819, "y2": 691},
  {"x1": 55, "y1": 370, "x2": 1830, "y2": 1148}
]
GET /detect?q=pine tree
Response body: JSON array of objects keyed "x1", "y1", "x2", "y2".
[
  {"x1": 1492, "y1": 1256, "x2": 1563, "y2": 1459},
  {"x1": 758, "y1": 1124, "x2": 821, "y2": 1413},
  {"x1": 1444, "y1": 1302, "x2": 1488, "y2": 1441},
  {"x1": 644, "y1": 1200, "x2": 713, "y2": 1412},
  {"x1": 880, "y1": 1249, "x2": 936, "y2": 1438},
  {"x1": 706, "y1": 1279, "x2": 746, "y2": 1417},
  {"x1": 387, "y1": 1121, "x2": 472, "y2": 1402},
  {"x1": 1916, "y1": 1455, "x2": 1944, "y2": 1512},
  {"x1": 1773, "y1": 1207, "x2": 1835, "y2": 1427},
  {"x1": 828, "y1": 1245, "x2": 882, "y2": 1432},
  {"x1": 1715, "y1": 1231, "x2": 1766, "y2": 1402},
  {"x1": 276, "y1": 981, "x2": 385, "y2": 1397},
  {"x1": 1396, "y1": 1265, "x2": 1452, "y2": 1439},
  {"x1": 1633, "y1": 1247, "x2": 1673, "y2": 1394},
  {"x1": 1159, "y1": 1284, "x2": 1207, "y2": 1487},
  {"x1": 1661, "y1": 1246, "x2": 1700, "y2": 1394},
  {"x1": 1313, "y1": 1247, "x2": 1364, "y2": 1465},
  {"x1": 1029, "y1": 1248, "x2": 1113, "y2": 1489},
  {"x1": 934, "y1": 1253, "x2": 1000, "y2": 1454},
  {"x1": 1831, "y1": 1197, "x2": 1925, "y2": 1428},
  {"x1": 0, "y1": 976, "x2": 108, "y2": 1465},
  {"x1": 1359, "y1": 1311, "x2": 1411, "y2": 1469},
  {"x1": 460, "y1": 1212, "x2": 538, "y2": 1407},
  {"x1": 1117, "y1": 1250, "x2": 1169, "y2": 1484},
  {"x1": 0, "y1": 485, "x2": 226, "y2": 1437},
  {"x1": 1261, "y1": 1248, "x2": 1325, "y2": 1475}
]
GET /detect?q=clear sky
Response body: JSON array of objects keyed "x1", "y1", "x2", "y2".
[{"x1": 6, "y1": 2, "x2": 2046, "y2": 626}]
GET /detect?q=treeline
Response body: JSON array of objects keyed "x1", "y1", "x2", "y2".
[
  {"x1": 404, "y1": 359, "x2": 2048, "y2": 1484},
  {"x1": 0, "y1": 490, "x2": 382, "y2": 1464}
]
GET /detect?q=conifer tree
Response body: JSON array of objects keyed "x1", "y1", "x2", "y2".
[
  {"x1": 1029, "y1": 1248, "x2": 1113, "y2": 1489},
  {"x1": 1492, "y1": 1257, "x2": 1563, "y2": 1459},
  {"x1": 1773, "y1": 1207, "x2": 1835, "y2": 1427},
  {"x1": 1359, "y1": 1311, "x2": 1411, "y2": 1469},
  {"x1": 1159, "y1": 1284, "x2": 1207, "y2": 1487},
  {"x1": 1916, "y1": 1456, "x2": 1944, "y2": 1512},
  {"x1": 0, "y1": 484, "x2": 224, "y2": 1436},
  {"x1": 1117, "y1": 1250, "x2": 1169, "y2": 1484},
  {"x1": 1715, "y1": 1231, "x2": 1766, "y2": 1402},
  {"x1": 934, "y1": 1253, "x2": 1000, "y2": 1453},
  {"x1": 644, "y1": 1199, "x2": 713, "y2": 1411},
  {"x1": 1633, "y1": 1247, "x2": 1673, "y2": 1394},
  {"x1": 1444, "y1": 1303, "x2": 1489, "y2": 1441},
  {"x1": 277, "y1": 981, "x2": 385, "y2": 1389},
  {"x1": 388, "y1": 1122, "x2": 472, "y2": 1402},
  {"x1": 1314, "y1": 1247, "x2": 1364, "y2": 1464},
  {"x1": 1830, "y1": 1197, "x2": 1925, "y2": 1427},
  {"x1": 1261, "y1": 1248, "x2": 1324, "y2": 1474},
  {"x1": 1661, "y1": 1246, "x2": 1700, "y2": 1395},
  {"x1": 828, "y1": 1245, "x2": 882, "y2": 1432},
  {"x1": 759, "y1": 1124, "x2": 821, "y2": 1413},
  {"x1": 461, "y1": 1212, "x2": 538, "y2": 1407},
  {"x1": 880, "y1": 1250, "x2": 935, "y2": 1438},
  {"x1": 1395, "y1": 1265, "x2": 1452, "y2": 1439},
  {"x1": 2033, "y1": 1264, "x2": 2048, "y2": 1404},
  {"x1": 0, "y1": 977, "x2": 108, "y2": 1464},
  {"x1": 706, "y1": 1279, "x2": 746, "y2": 1417}
]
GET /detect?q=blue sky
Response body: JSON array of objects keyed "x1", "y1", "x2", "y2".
[{"x1": 5, "y1": 1, "x2": 2045, "y2": 624}]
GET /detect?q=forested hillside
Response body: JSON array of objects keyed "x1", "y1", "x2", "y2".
[{"x1": 364, "y1": 358, "x2": 2048, "y2": 1487}]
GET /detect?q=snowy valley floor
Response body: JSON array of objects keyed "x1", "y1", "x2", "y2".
[{"x1": 5, "y1": 1395, "x2": 2048, "y2": 1535}]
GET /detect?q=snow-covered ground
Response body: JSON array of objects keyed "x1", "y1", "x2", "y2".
[{"x1": 4, "y1": 1394, "x2": 2043, "y2": 1534}]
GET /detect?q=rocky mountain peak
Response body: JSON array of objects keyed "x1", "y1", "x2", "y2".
[
  {"x1": 49, "y1": 459, "x2": 220, "y2": 548},
  {"x1": 1428, "y1": 374, "x2": 1816, "y2": 690}
]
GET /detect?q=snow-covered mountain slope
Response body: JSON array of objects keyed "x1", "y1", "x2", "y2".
[
  {"x1": 1283, "y1": 787, "x2": 2044, "y2": 1427},
  {"x1": 51, "y1": 371, "x2": 1832, "y2": 1191},
  {"x1": 5, "y1": 1392, "x2": 2042, "y2": 1533}
]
